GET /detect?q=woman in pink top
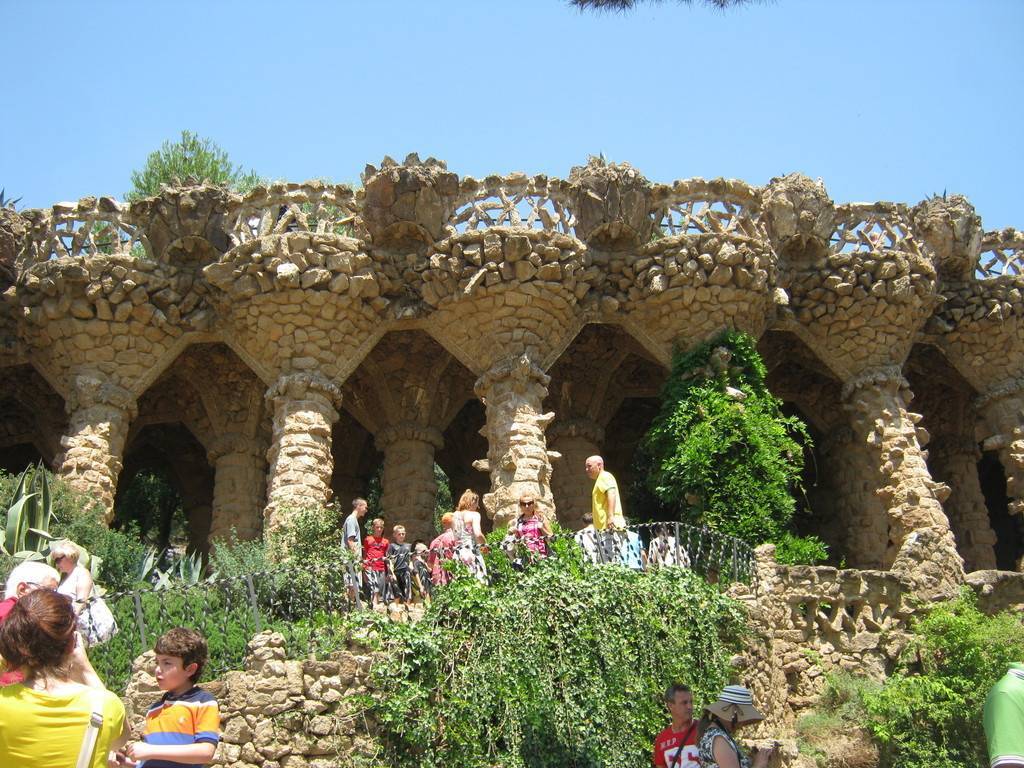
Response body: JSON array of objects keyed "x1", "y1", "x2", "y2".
[{"x1": 513, "y1": 493, "x2": 552, "y2": 559}]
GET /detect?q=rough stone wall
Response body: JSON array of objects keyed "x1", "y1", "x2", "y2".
[
  {"x1": 124, "y1": 632, "x2": 379, "y2": 768},
  {"x1": 2, "y1": 158, "x2": 1022, "y2": 574},
  {"x1": 733, "y1": 546, "x2": 1024, "y2": 758}
]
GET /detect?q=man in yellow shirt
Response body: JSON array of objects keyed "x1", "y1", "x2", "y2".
[{"x1": 586, "y1": 455, "x2": 623, "y2": 531}]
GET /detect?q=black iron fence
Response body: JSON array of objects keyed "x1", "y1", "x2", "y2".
[{"x1": 80, "y1": 520, "x2": 753, "y2": 693}]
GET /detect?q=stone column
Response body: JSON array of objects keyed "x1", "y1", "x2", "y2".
[
  {"x1": 927, "y1": 435, "x2": 997, "y2": 572},
  {"x1": 474, "y1": 355, "x2": 558, "y2": 530},
  {"x1": 819, "y1": 426, "x2": 889, "y2": 567},
  {"x1": 843, "y1": 367, "x2": 964, "y2": 597},
  {"x1": 976, "y1": 377, "x2": 1024, "y2": 520},
  {"x1": 208, "y1": 433, "x2": 266, "y2": 543},
  {"x1": 57, "y1": 374, "x2": 137, "y2": 520},
  {"x1": 264, "y1": 373, "x2": 341, "y2": 535},
  {"x1": 547, "y1": 418, "x2": 604, "y2": 531},
  {"x1": 377, "y1": 423, "x2": 443, "y2": 544}
]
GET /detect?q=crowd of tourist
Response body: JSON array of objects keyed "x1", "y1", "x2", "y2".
[{"x1": 343, "y1": 454, "x2": 694, "y2": 607}]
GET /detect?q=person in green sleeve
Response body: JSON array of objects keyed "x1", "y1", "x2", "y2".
[{"x1": 984, "y1": 662, "x2": 1024, "y2": 768}]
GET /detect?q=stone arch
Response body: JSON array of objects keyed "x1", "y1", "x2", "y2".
[
  {"x1": 544, "y1": 322, "x2": 668, "y2": 529},
  {"x1": 435, "y1": 399, "x2": 490, "y2": 529},
  {"x1": 123, "y1": 342, "x2": 270, "y2": 547},
  {"x1": 0, "y1": 363, "x2": 67, "y2": 473},
  {"x1": 115, "y1": 423, "x2": 214, "y2": 554},
  {"x1": 904, "y1": 343, "x2": 996, "y2": 571},
  {"x1": 339, "y1": 329, "x2": 476, "y2": 542},
  {"x1": 759, "y1": 329, "x2": 883, "y2": 567},
  {"x1": 977, "y1": 451, "x2": 1024, "y2": 571}
]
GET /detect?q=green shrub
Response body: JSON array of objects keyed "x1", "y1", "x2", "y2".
[
  {"x1": 796, "y1": 669, "x2": 880, "y2": 767},
  {"x1": 865, "y1": 591, "x2": 1024, "y2": 768},
  {"x1": 365, "y1": 544, "x2": 745, "y2": 768},
  {"x1": 0, "y1": 467, "x2": 145, "y2": 592},
  {"x1": 642, "y1": 331, "x2": 826, "y2": 564},
  {"x1": 210, "y1": 530, "x2": 273, "y2": 578}
]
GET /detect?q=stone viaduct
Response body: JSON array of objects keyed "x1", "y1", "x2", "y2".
[{"x1": 1, "y1": 156, "x2": 1022, "y2": 585}]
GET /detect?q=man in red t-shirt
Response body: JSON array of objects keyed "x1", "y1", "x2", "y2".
[{"x1": 653, "y1": 683, "x2": 700, "y2": 768}]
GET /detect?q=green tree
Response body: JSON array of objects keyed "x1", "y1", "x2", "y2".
[
  {"x1": 641, "y1": 330, "x2": 826, "y2": 563},
  {"x1": 126, "y1": 130, "x2": 262, "y2": 201},
  {"x1": 112, "y1": 468, "x2": 188, "y2": 552}
]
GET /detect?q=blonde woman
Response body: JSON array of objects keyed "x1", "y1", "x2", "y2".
[
  {"x1": 51, "y1": 540, "x2": 116, "y2": 645},
  {"x1": 52, "y1": 540, "x2": 93, "y2": 616},
  {"x1": 452, "y1": 490, "x2": 487, "y2": 580}
]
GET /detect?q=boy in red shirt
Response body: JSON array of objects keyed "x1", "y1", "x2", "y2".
[
  {"x1": 362, "y1": 518, "x2": 390, "y2": 608},
  {"x1": 653, "y1": 683, "x2": 699, "y2": 768}
]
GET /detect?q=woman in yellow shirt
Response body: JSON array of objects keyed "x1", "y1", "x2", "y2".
[{"x1": 0, "y1": 589, "x2": 127, "y2": 768}]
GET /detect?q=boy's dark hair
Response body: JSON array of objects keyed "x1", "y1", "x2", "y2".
[
  {"x1": 155, "y1": 627, "x2": 208, "y2": 683},
  {"x1": 582, "y1": 512, "x2": 593, "y2": 525}
]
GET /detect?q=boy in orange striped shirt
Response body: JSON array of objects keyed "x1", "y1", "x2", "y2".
[{"x1": 123, "y1": 627, "x2": 220, "y2": 767}]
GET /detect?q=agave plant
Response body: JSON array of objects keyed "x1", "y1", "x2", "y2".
[
  {"x1": 147, "y1": 548, "x2": 215, "y2": 590},
  {"x1": 0, "y1": 188, "x2": 22, "y2": 211},
  {"x1": 1, "y1": 463, "x2": 104, "y2": 579},
  {"x1": 2, "y1": 462, "x2": 55, "y2": 561}
]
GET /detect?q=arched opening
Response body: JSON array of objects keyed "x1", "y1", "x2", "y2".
[
  {"x1": 0, "y1": 364, "x2": 67, "y2": 475},
  {"x1": 115, "y1": 423, "x2": 213, "y2": 554},
  {"x1": 544, "y1": 323, "x2": 667, "y2": 529},
  {"x1": 338, "y1": 330, "x2": 476, "y2": 542},
  {"x1": 436, "y1": 399, "x2": 490, "y2": 532},
  {"x1": 905, "y1": 343, "x2": 995, "y2": 570},
  {"x1": 978, "y1": 451, "x2": 1024, "y2": 571},
  {"x1": 758, "y1": 330, "x2": 868, "y2": 567},
  {"x1": 117, "y1": 343, "x2": 270, "y2": 551}
]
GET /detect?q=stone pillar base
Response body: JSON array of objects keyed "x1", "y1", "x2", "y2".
[{"x1": 378, "y1": 424, "x2": 443, "y2": 544}]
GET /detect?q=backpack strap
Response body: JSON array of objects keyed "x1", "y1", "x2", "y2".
[{"x1": 75, "y1": 687, "x2": 106, "y2": 768}]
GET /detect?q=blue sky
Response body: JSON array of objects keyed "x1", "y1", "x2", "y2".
[{"x1": 3, "y1": 0, "x2": 1022, "y2": 229}]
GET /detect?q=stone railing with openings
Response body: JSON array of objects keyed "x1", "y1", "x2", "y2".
[
  {"x1": 226, "y1": 182, "x2": 358, "y2": 247},
  {"x1": 447, "y1": 174, "x2": 576, "y2": 236},
  {"x1": 978, "y1": 228, "x2": 1024, "y2": 278},
  {"x1": 773, "y1": 566, "x2": 910, "y2": 643},
  {"x1": 650, "y1": 179, "x2": 764, "y2": 241},
  {"x1": 829, "y1": 203, "x2": 923, "y2": 257},
  {"x1": 20, "y1": 197, "x2": 152, "y2": 266}
]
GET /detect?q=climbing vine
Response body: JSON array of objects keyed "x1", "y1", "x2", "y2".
[
  {"x1": 363, "y1": 539, "x2": 745, "y2": 768},
  {"x1": 641, "y1": 331, "x2": 826, "y2": 564}
]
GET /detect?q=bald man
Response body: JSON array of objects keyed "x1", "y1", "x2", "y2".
[{"x1": 585, "y1": 455, "x2": 623, "y2": 531}]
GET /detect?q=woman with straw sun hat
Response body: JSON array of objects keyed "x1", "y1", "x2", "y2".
[{"x1": 697, "y1": 685, "x2": 777, "y2": 768}]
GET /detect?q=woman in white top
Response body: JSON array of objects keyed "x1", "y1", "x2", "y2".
[
  {"x1": 52, "y1": 540, "x2": 94, "y2": 616},
  {"x1": 452, "y1": 489, "x2": 488, "y2": 581}
]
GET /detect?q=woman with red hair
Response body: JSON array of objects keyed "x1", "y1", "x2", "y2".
[{"x1": 0, "y1": 589, "x2": 126, "y2": 767}]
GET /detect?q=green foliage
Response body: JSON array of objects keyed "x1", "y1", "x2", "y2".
[
  {"x1": 864, "y1": 592, "x2": 1024, "y2": 768},
  {"x1": 796, "y1": 669, "x2": 880, "y2": 767},
  {"x1": 113, "y1": 468, "x2": 188, "y2": 550},
  {"x1": 53, "y1": 506, "x2": 145, "y2": 593},
  {"x1": 642, "y1": 331, "x2": 826, "y2": 564},
  {"x1": 1, "y1": 462, "x2": 55, "y2": 561},
  {"x1": 210, "y1": 529, "x2": 273, "y2": 579},
  {"x1": 365, "y1": 545, "x2": 745, "y2": 767},
  {"x1": 126, "y1": 130, "x2": 262, "y2": 201},
  {"x1": 434, "y1": 463, "x2": 452, "y2": 534},
  {"x1": 0, "y1": 466, "x2": 145, "y2": 593}
]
